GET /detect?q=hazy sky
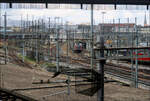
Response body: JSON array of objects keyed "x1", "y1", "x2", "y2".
[{"x1": 0, "y1": 8, "x2": 150, "y2": 26}]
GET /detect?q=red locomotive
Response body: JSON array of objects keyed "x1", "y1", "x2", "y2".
[{"x1": 73, "y1": 42, "x2": 83, "y2": 53}]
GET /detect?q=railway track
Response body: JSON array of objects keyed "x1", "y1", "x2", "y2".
[
  {"x1": 46, "y1": 53, "x2": 150, "y2": 87},
  {"x1": 0, "y1": 48, "x2": 32, "y2": 69},
  {"x1": 1, "y1": 41, "x2": 150, "y2": 88},
  {"x1": 57, "y1": 56, "x2": 150, "y2": 87},
  {"x1": 0, "y1": 88, "x2": 37, "y2": 101},
  {"x1": 0, "y1": 51, "x2": 11, "y2": 64},
  {"x1": 9, "y1": 48, "x2": 33, "y2": 69},
  {"x1": 6, "y1": 45, "x2": 150, "y2": 87},
  {"x1": 105, "y1": 65, "x2": 150, "y2": 86}
]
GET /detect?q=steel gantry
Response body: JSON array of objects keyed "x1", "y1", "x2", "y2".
[{"x1": 0, "y1": 0, "x2": 150, "y2": 5}]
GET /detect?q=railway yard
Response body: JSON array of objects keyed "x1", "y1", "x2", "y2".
[
  {"x1": 1, "y1": 26, "x2": 150, "y2": 101},
  {"x1": 1, "y1": 1, "x2": 150, "y2": 101},
  {"x1": 0, "y1": 56, "x2": 150, "y2": 101},
  {"x1": 0, "y1": 40, "x2": 150, "y2": 101}
]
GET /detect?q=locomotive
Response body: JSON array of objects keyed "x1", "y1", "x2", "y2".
[{"x1": 73, "y1": 41, "x2": 86, "y2": 53}]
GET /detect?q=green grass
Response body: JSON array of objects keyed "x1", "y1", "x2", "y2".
[
  {"x1": 18, "y1": 54, "x2": 36, "y2": 64},
  {"x1": 18, "y1": 54, "x2": 56, "y2": 68},
  {"x1": 24, "y1": 56, "x2": 36, "y2": 62},
  {"x1": 40, "y1": 62, "x2": 56, "y2": 68}
]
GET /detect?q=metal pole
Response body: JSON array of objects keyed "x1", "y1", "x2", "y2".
[
  {"x1": 48, "y1": 17, "x2": 51, "y2": 60},
  {"x1": 21, "y1": 15, "x2": 25, "y2": 62},
  {"x1": 97, "y1": 11, "x2": 105, "y2": 101},
  {"x1": 0, "y1": 10, "x2": 1, "y2": 88},
  {"x1": 4, "y1": 12, "x2": 7, "y2": 64},
  {"x1": 135, "y1": 17, "x2": 138, "y2": 88},
  {"x1": 27, "y1": 14, "x2": 29, "y2": 33},
  {"x1": 127, "y1": 18, "x2": 129, "y2": 47},
  {"x1": 97, "y1": 36, "x2": 105, "y2": 101},
  {"x1": 73, "y1": 29, "x2": 75, "y2": 49},
  {"x1": 40, "y1": 19, "x2": 44, "y2": 61},
  {"x1": 56, "y1": 18, "x2": 59, "y2": 72},
  {"x1": 118, "y1": 19, "x2": 121, "y2": 48},
  {"x1": 67, "y1": 22, "x2": 71, "y2": 95},
  {"x1": 22, "y1": 34, "x2": 25, "y2": 62},
  {"x1": 112, "y1": 19, "x2": 115, "y2": 49},
  {"x1": 55, "y1": 17, "x2": 60, "y2": 72},
  {"x1": 129, "y1": 18, "x2": 134, "y2": 86},
  {"x1": 117, "y1": 19, "x2": 120, "y2": 62},
  {"x1": 36, "y1": 20, "x2": 38, "y2": 63},
  {"x1": 90, "y1": 4, "x2": 94, "y2": 70},
  {"x1": 66, "y1": 22, "x2": 70, "y2": 57},
  {"x1": 147, "y1": 9, "x2": 150, "y2": 47},
  {"x1": 20, "y1": 15, "x2": 22, "y2": 33},
  {"x1": 102, "y1": 12, "x2": 106, "y2": 24}
]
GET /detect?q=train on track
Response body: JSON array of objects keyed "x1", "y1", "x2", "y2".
[
  {"x1": 118, "y1": 48, "x2": 150, "y2": 63},
  {"x1": 73, "y1": 41, "x2": 86, "y2": 53},
  {"x1": 133, "y1": 49, "x2": 150, "y2": 63}
]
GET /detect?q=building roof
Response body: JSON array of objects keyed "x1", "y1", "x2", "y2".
[
  {"x1": 138, "y1": 25, "x2": 150, "y2": 28},
  {"x1": 1, "y1": 0, "x2": 150, "y2": 5},
  {"x1": 99, "y1": 23, "x2": 135, "y2": 27}
]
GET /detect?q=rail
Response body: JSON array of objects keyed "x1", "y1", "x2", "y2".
[{"x1": 0, "y1": 88, "x2": 37, "y2": 101}]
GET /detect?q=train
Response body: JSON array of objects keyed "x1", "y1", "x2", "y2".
[
  {"x1": 132, "y1": 49, "x2": 150, "y2": 63},
  {"x1": 73, "y1": 41, "x2": 86, "y2": 53},
  {"x1": 118, "y1": 48, "x2": 150, "y2": 63}
]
